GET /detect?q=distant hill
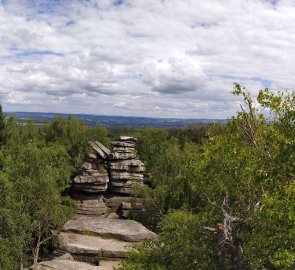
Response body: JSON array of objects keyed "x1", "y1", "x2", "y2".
[{"x1": 5, "y1": 112, "x2": 226, "y2": 128}]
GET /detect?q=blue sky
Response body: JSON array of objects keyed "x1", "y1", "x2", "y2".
[{"x1": 0, "y1": 0, "x2": 294, "y2": 118}]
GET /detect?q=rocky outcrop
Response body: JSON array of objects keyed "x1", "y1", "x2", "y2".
[
  {"x1": 109, "y1": 136, "x2": 145, "y2": 195},
  {"x1": 62, "y1": 216, "x2": 156, "y2": 242},
  {"x1": 32, "y1": 136, "x2": 155, "y2": 270},
  {"x1": 72, "y1": 137, "x2": 145, "y2": 217},
  {"x1": 30, "y1": 259, "x2": 109, "y2": 270},
  {"x1": 72, "y1": 141, "x2": 109, "y2": 216}
]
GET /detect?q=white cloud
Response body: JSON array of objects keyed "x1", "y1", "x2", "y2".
[{"x1": 0, "y1": 0, "x2": 294, "y2": 118}]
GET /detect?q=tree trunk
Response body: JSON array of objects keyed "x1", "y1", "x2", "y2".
[{"x1": 33, "y1": 223, "x2": 42, "y2": 264}]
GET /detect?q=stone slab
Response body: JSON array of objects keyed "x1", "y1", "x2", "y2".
[
  {"x1": 63, "y1": 216, "x2": 157, "y2": 242},
  {"x1": 30, "y1": 260, "x2": 105, "y2": 270},
  {"x1": 57, "y1": 232, "x2": 130, "y2": 258}
]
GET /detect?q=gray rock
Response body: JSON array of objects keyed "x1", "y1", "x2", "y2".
[
  {"x1": 106, "y1": 213, "x2": 120, "y2": 219},
  {"x1": 109, "y1": 152, "x2": 136, "y2": 160},
  {"x1": 110, "y1": 141, "x2": 135, "y2": 147},
  {"x1": 57, "y1": 232, "x2": 131, "y2": 258},
  {"x1": 109, "y1": 160, "x2": 145, "y2": 172},
  {"x1": 102, "y1": 194, "x2": 137, "y2": 208},
  {"x1": 73, "y1": 183, "x2": 108, "y2": 193},
  {"x1": 75, "y1": 198, "x2": 107, "y2": 216},
  {"x1": 30, "y1": 260, "x2": 105, "y2": 270},
  {"x1": 94, "y1": 141, "x2": 111, "y2": 156},
  {"x1": 63, "y1": 216, "x2": 157, "y2": 242},
  {"x1": 53, "y1": 253, "x2": 74, "y2": 261},
  {"x1": 118, "y1": 202, "x2": 144, "y2": 219},
  {"x1": 111, "y1": 147, "x2": 134, "y2": 153},
  {"x1": 73, "y1": 173, "x2": 109, "y2": 184},
  {"x1": 87, "y1": 153, "x2": 97, "y2": 159},
  {"x1": 117, "y1": 136, "x2": 138, "y2": 142},
  {"x1": 108, "y1": 186, "x2": 132, "y2": 194},
  {"x1": 89, "y1": 142, "x2": 109, "y2": 160},
  {"x1": 99, "y1": 260, "x2": 121, "y2": 268},
  {"x1": 80, "y1": 162, "x2": 93, "y2": 171},
  {"x1": 110, "y1": 171, "x2": 143, "y2": 181},
  {"x1": 109, "y1": 180, "x2": 142, "y2": 188}
]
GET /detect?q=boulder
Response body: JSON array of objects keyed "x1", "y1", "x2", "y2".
[
  {"x1": 53, "y1": 253, "x2": 74, "y2": 261},
  {"x1": 73, "y1": 183, "x2": 108, "y2": 193},
  {"x1": 109, "y1": 160, "x2": 145, "y2": 172},
  {"x1": 118, "y1": 202, "x2": 144, "y2": 219},
  {"x1": 109, "y1": 152, "x2": 136, "y2": 160},
  {"x1": 109, "y1": 181, "x2": 143, "y2": 194},
  {"x1": 63, "y1": 216, "x2": 157, "y2": 242},
  {"x1": 73, "y1": 173, "x2": 109, "y2": 184},
  {"x1": 110, "y1": 141, "x2": 135, "y2": 147},
  {"x1": 73, "y1": 173, "x2": 109, "y2": 193},
  {"x1": 94, "y1": 141, "x2": 111, "y2": 156},
  {"x1": 30, "y1": 260, "x2": 107, "y2": 270},
  {"x1": 57, "y1": 232, "x2": 131, "y2": 258},
  {"x1": 80, "y1": 162, "x2": 93, "y2": 171},
  {"x1": 111, "y1": 147, "x2": 134, "y2": 153},
  {"x1": 117, "y1": 136, "x2": 137, "y2": 142},
  {"x1": 103, "y1": 194, "x2": 134, "y2": 208},
  {"x1": 75, "y1": 198, "x2": 107, "y2": 216},
  {"x1": 89, "y1": 142, "x2": 109, "y2": 160},
  {"x1": 110, "y1": 171, "x2": 143, "y2": 181}
]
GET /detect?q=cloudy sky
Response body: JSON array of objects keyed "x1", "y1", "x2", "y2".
[{"x1": 0, "y1": 0, "x2": 294, "y2": 118}]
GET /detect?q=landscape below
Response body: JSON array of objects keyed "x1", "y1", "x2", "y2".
[{"x1": 6, "y1": 111, "x2": 226, "y2": 128}]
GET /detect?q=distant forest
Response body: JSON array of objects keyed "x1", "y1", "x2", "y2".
[
  {"x1": 0, "y1": 85, "x2": 294, "y2": 270},
  {"x1": 5, "y1": 111, "x2": 226, "y2": 128}
]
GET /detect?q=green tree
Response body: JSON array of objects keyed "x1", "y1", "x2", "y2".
[
  {"x1": 0, "y1": 104, "x2": 6, "y2": 144},
  {"x1": 120, "y1": 86, "x2": 295, "y2": 270}
]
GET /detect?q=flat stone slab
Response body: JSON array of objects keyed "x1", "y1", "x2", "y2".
[
  {"x1": 110, "y1": 171, "x2": 143, "y2": 181},
  {"x1": 103, "y1": 194, "x2": 137, "y2": 208},
  {"x1": 111, "y1": 147, "x2": 134, "y2": 153},
  {"x1": 109, "y1": 159, "x2": 145, "y2": 172},
  {"x1": 109, "y1": 152, "x2": 136, "y2": 160},
  {"x1": 94, "y1": 141, "x2": 111, "y2": 156},
  {"x1": 73, "y1": 183, "x2": 108, "y2": 193},
  {"x1": 117, "y1": 136, "x2": 137, "y2": 142},
  {"x1": 110, "y1": 141, "x2": 136, "y2": 147},
  {"x1": 89, "y1": 142, "x2": 109, "y2": 160},
  {"x1": 73, "y1": 173, "x2": 109, "y2": 184},
  {"x1": 75, "y1": 199, "x2": 107, "y2": 216},
  {"x1": 30, "y1": 260, "x2": 108, "y2": 270},
  {"x1": 63, "y1": 216, "x2": 157, "y2": 242},
  {"x1": 57, "y1": 232, "x2": 131, "y2": 258}
]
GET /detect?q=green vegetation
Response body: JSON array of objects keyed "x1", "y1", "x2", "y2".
[
  {"x1": 0, "y1": 86, "x2": 294, "y2": 269},
  {"x1": 0, "y1": 113, "x2": 111, "y2": 269},
  {"x1": 120, "y1": 85, "x2": 295, "y2": 270}
]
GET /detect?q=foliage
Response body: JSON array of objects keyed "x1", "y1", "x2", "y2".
[
  {"x1": 0, "y1": 104, "x2": 6, "y2": 144},
  {"x1": 120, "y1": 86, "x2": 295, "y2": 270},
  {"x1": 0, "y1": 86, "x2": 294, "y2": 269}
]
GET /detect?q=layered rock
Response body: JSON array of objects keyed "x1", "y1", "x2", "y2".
[
  {"x1": 62, "y1": 216, "x2": 156, "y2": 242},
  {"x1": 53, "y1": 216, "x2": 156, "y2": 266},
  {"x1": 109, "y1": 136, "x2": 145, "y2": 195},
  {"x1": 72, "y1": 141, "x2": 110, "y2": 216},
  {"x1": 31, "y1": 136, "x2": 155, "y2": 270},
  {"x1": 72, "y1": 193, "x2": 107, "y2": 216},
  {"x1": 30, "y1": 259, "x2": 110, "y2": 270}
]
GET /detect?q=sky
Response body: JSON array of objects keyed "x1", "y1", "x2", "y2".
[{"x1": 0, "y1": 0, "x2": 294, "y2": 118}]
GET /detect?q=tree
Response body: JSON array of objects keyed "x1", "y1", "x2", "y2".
[
  {"x1": 120, "y1": 86, "x2": 295, "y2": 270},
  {"x1": 0, "y1": 104, "x2": 6, "y2": 144}
]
